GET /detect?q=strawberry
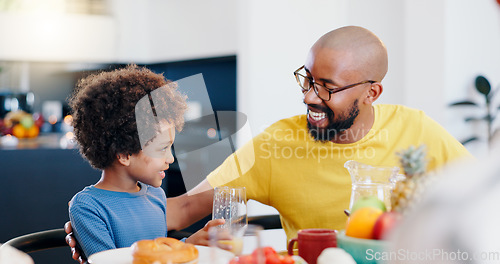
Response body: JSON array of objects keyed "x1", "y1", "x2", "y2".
[{"x1": 280, "y1": 255, "x2": 294, "y2": 264}]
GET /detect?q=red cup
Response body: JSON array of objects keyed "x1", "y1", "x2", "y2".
[{"x1": 287, "y1": 229, "x2": 337, "y2": 264}]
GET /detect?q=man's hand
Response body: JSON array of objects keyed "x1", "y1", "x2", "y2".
[
  {"x1": 64, "y1": 221, "x2": 86, "y2": 264},
  {"x1": 185, "y1": 219, "x2": 225, "y2": 246}
]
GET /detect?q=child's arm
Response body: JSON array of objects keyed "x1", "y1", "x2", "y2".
[
  {"x1": 185, "y1": 219, "x2": 225, "y2": 245},
  {"x1": 70, "y1": 203, "x2": 116, "y2": 257},
  {"x1": 166, "y1": 180, "x2": 214, "y2": 231}
]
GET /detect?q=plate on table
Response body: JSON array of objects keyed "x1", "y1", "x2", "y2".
[{"x1": 88, "y1": 245, "x2": 235, "y2": 264}]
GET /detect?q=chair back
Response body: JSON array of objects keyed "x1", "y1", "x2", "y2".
[{"x1": 2, "y1": 228, "x2": 67, "y2": 253}]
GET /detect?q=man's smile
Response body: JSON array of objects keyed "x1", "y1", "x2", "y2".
[
  {"x1": 307, "y1": 105, "x2": 333, "y2": 127},
  {"x1": 308, "y1": 110, "x2": 327, "y2": 121}
]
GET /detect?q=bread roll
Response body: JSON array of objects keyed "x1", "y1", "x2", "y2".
[{"x1": 132, "y1": 237, "x2": 198, "y2": 264}]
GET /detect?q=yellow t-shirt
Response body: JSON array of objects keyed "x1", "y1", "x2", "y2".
[{"x1": 207, "y1": 104, "x2": 472, "y2": 242}]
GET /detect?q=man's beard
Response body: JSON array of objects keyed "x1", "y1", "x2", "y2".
[{"x1": 307, "y1": 99, "x2": 359, "y2": 142}]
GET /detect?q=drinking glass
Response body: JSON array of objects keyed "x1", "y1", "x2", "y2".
[
  {"x1": 212, "y1": 187, "x2": 247, "y2": 230},
  {"x1": 211, "y1": 186, "x2": 247, "y2": 255},
  {"x1": 209, "y1": 224, "x2": 265, "y2": 264}
]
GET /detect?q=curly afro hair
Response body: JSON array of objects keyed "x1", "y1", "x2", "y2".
[{"x1": 69, "y1": 64, "x2": 187, "y2": 170}]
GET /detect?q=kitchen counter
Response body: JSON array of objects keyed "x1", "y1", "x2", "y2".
[{"x1": 0, "y1": 133, "x2": 76, "y2": 150}]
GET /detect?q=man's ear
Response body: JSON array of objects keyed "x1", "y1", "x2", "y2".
[
  {"x1": 117, "y1": 153, "x2": 131, "y2": 166},
  {"x1": 364, "y1": 82, "x2": 383, "y2": 104}
]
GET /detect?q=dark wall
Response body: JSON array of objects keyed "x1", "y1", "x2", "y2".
[
  {"x1": 147, "y1": 55, "x2": 237, "y2": 112},
  {"x1": 0, "y1": 148, "x2": 100, "y2": 263}
]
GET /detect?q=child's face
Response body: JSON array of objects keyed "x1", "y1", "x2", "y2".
[{"x1": 129, "y1": 121, "x2": 176, "y2": 188}]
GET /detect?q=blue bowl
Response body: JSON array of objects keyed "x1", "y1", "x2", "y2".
[{"x1": 336, "y1": 231, "x2": 389, "y2": 264}]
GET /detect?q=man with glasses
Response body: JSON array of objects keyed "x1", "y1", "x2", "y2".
[
  {"x1": 66, "y1": 25, "x2": 471, "y2": 262},
  {"x1": 199, "y1": 25, "x2": 470, "y2": 238}
]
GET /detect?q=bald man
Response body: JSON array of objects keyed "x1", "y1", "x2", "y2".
[
  {"x1": 66, "y1": 26, "x2": 471, "y2": 262},
  {"x1": 197, "y1": 25, "x2": 470, "y2": 238}
]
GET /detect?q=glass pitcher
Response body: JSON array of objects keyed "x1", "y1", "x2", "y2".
[{"x1": 344, "y1": 160, "x2": 400, "y2": 212}]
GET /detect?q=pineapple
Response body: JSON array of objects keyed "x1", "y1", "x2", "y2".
[{"x1": 391, "y1": 145, "x2": 428, "y2": 213}]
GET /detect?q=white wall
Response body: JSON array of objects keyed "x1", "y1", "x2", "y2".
[
  {"x1": 237, "y1": 0, "x2": 348, "y2": 140},
  {"x1": 403, "y1": 0, "x2": 448, "y2": 124},
  {"x1": 108, "y1": 0, "x2": 151, "y2": 62},
  {"x1": 109, "y1": 0, "x2": 238, "y2": 64},
  {"x1": 237, "y1": 0, "x2": 500, "y2": 156},
  {"x1": 345, "y1": 0, "x2": 406, "y2": 107},
  {"x1": 0, "y1": 12, "x2": 116, "y2": 62},
  {"x1": 0, "y1": 0, "x2": 238, "y2": 64},
  {"x1": 444, "y1": 0, "x2": 500, "y2": 155}
]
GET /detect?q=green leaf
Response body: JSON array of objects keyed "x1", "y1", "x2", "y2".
[
  {"x1": 449, "y1": 101, "x2": 478, "y2": 107},
  {"x1": 475, "y1": 75, "x2": 491, "y2": 96},
  {"x1": 461, "y1": 136, "x2": 479, "y2": 145},
  {"x1": 487, "y1": 114, "x2": 494, "y2": 122},
  {"x1": 464, "y1": 116, "x2": 488, "y2": 122}
]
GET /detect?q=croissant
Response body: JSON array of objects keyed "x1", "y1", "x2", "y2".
[{"x1": 131, "y1": 237, "x2": 198, "y2": 264}]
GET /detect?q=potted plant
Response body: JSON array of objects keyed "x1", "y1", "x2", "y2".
[{"x1": 449, "y1": 75, "x2": 500, "y2": 148}]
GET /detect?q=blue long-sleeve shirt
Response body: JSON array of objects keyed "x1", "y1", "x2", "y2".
[{"x1": 69, "y1": 182, "x2": 168, "y2": 257}]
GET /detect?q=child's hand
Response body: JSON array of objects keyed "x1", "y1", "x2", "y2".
[
  {"x1": 64, "y1": 221, "x2": 87, "y2": 264},
  {"x1": 185, "y1": 219, "x2": 225, "y2": 246}
]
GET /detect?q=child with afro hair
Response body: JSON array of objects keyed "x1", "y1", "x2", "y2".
[{"x1": 68, "y1": 65, "x2": 223, "y2": 258}]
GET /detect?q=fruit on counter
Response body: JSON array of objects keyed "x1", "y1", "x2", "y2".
[
  {"x1": 19, "y1": 115, "x2": 34, "y2": 129},
  {"x1": 32, "y1": 112, "x2": 44, "y2": 128},
  {"x1": 229, "y1": 247, "x2": 296, "y2": 264},
  {"x1": 2, "y1": 110, "x2": 42, "y2": 138},
  {"x1": 4, "y1": 110, "x2": 30, "y2": 128},
  {"x1": 372, "y1": 211, "x2": 400, "y2": 240},
  {"x1": 350, "y1": 195, "x2": 387, "y2": 214},
  {"x1": 12, "y1": 124, "x2": 39, "y2": 138},
  {"x1": 345, "y1": 207, "x2": 383, "y2": 239}
]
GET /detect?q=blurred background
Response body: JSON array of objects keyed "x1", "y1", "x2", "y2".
[{"x1": 0, "y1": 0, "x2": 499, "y2": 263}]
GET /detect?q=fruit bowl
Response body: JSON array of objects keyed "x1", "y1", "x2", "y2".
[{"x1": 336, "y1": 230, "x2": 389, "y2": 264}]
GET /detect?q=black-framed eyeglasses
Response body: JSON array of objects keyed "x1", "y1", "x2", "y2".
[{"x1": 293, "y1": 65, "x2": 376, "y2": 101}]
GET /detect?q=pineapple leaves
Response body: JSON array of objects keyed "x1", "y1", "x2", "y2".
[{"x1": 396, "y1": 145, "x2": 428, "y2": 178}]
